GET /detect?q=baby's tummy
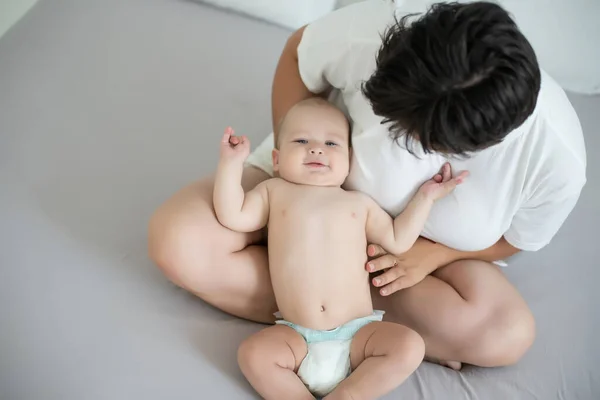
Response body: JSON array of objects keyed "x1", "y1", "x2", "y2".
[{"x1": 268, "y1": 231, "x2": 373, "y2": 330}]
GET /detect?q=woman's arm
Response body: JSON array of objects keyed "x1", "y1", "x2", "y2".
[
  {"x1": 418, "y1": 236, "x2": 521, "y2": 271},
  {"x1": 271, "y1": 26, "x2": 320, "y2": 140},
  {"x1": 367, "y1": 236, "x2": 521, "y2": 295},
  {"x1": 369, "y1": 236, "x2": 520, "y2": 277},
  {"x1": 272, "y1": 2, "x2": 377, "y2": 139}
]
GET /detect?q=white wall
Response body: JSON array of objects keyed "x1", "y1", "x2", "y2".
[{"x1": 0, "y1": 0, "x2": 38, "y2": 39}]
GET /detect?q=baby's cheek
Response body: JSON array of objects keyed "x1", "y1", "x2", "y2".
[{"x1": 283, "y1": 149, "x2": 300, "y2": 164}]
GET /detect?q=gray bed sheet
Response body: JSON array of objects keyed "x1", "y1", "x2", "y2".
[{"x1": 0, "y1": 0, "x2": 598, "y2": 399}]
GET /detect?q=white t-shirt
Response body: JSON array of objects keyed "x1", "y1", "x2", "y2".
[{"x1": 246, "y1": 0, "x2": 587, "y2": 253}]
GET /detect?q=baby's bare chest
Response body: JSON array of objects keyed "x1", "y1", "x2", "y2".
[{"x1": 269, "y1": 186, "x2": 367, "y2": 229}]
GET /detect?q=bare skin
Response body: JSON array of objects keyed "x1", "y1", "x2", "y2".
[{"x1": 210, "y1": 100, "x2": 466, "y2": 399}]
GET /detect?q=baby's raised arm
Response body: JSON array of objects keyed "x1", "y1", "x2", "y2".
[
  {"x1": 213, "y1": 127, "x2": 270, "y2": 233},
  {"x1": 364, "y1": 193, "x2": 433, "y2": 255},
  {"x1": 365, "y1": 163, "x2": 468, "y2": 254}
]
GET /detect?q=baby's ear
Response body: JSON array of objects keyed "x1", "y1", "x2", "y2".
[{"x1": 272, "y1": 149, "x2": 280, "y2": 172}]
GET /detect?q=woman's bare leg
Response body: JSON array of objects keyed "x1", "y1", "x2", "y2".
[
  {"x1": 373, "y1": 260, "x2": 536, "y2": 368},
  {"x1": 237, "y1": 325, "x2": 313, "y2": 400},
  {"x1": 324, "y1": 322, "x2": 425, "y2": 400},
  {"x1": 148, "y1": 167, "x2": 277, "y2": 323}
]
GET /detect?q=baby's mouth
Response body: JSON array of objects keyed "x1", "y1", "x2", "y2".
[{"x1": 304, "y1": 161, "x2": 328, "y2": 168}]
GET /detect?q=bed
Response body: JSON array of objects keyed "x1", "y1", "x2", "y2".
[{"x1": 1, "y1": 0, "x2": 598, "y2": 398}]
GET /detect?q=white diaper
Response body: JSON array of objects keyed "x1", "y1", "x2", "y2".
[
  {"x1": 275, "y1": 310, "x2": 385, "y2": 397},
  {"x1": 298, "y1": 340, "x2": 352, "y2": 397}
]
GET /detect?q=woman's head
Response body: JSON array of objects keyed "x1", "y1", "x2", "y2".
[{"x1": 362, "y1": 1, "x2": 541, "y2": 155}]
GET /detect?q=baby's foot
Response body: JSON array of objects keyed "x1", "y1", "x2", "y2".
[
  {"x1": 438, "y1": 360, "x2": 462, "y2": 370},
  {"x1": 425, "y1": 356, "x2": 462, "y2": 371}
]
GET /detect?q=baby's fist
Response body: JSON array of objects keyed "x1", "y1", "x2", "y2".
[
  {"x1": 419, "y1": 163, "x2": 469, "y2": 201},
  {"x1": 220, "y1": 127, "x2": 250, "y2": 161}
]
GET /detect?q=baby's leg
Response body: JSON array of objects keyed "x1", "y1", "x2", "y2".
[
  {"x1": 325, "y1": 322, "x2": 425, "y2": 400},
  {"x1": 238, "y1": 324, "x2": 314, "y2": 400}
]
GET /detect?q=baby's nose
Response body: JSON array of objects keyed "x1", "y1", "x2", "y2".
[{"x1": 309, "y1": 147, "x2": 324, "y2": 155}]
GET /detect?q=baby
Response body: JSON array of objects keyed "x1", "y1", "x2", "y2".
[{"x1": 213, "y1": 98, "x2": 468, "y2": 400}]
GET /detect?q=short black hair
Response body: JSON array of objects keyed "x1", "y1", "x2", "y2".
[{"x1": 361, "y1": 1, "x2": 541, "y2": 155}]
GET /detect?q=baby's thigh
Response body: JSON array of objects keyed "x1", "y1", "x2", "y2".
[
  {"x1": 349, "y1": 322, "x2": 425, "y2": 370},
  {"x1": 238, "y1": 325, "x2": 308, "y2": 372}
]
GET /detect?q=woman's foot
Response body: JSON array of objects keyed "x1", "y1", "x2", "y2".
[{"x1": 425, "y1": 356, "x2": 462, "y2": 371}]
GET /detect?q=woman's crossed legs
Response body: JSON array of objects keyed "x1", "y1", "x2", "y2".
[{"x1": 148, "y1": 167, "x2": 535, "y2": 368}]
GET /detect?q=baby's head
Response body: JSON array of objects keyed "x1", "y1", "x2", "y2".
[{"x1": 272, "y1": 98, "x2": 351, "y2": 187}]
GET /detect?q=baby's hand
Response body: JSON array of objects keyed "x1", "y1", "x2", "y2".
[
  {"x1": 220, "y1": 127, "x2": 250, "y2": 162},
  {"x1": 418, "y1": 162, "x2": 469, "y2": 201}
]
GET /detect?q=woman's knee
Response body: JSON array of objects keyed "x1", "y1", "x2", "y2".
[
  {"x1": 465, "y1": 304, "x2": 536, "y2": 367},
  {"x1": 149, "y1": 214, "x2": 210, "y2": 289},
  {"x1": 434, "y1": 259, "x2": 535, "y2": 366},
  {"x1": 487, "y1": 306, "x2": 535, "y2": 366},
  {"x1": 147, "y1": 179, "x2": 249, "y2": 291}
]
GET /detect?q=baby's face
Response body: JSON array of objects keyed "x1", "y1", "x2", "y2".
[{"x1": 273, "y1": 103, "x2": 350, "y2": 187}]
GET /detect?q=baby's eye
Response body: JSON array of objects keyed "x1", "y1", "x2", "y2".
[
  {"x1": 325, "y1": 141, "x2": 338, "y2": 147},
  {"x1": 294, "y1": 139, "x2": 308, "y2": 144}
]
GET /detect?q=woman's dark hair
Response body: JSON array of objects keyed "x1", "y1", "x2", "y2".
[{"x1": 361, "y1": 1, "x2": 541, "y2": 155}]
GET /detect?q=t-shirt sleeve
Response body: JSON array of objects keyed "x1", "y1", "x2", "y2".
[
  {"x1": 297, "y1": 1, "x2": 384, "y2": 93},
  {"x1": 504, "y1": 177, "x2": 585, "y2": 251}
]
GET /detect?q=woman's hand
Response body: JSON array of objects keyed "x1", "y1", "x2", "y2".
[{"x1": 366, "y1": 237, "x2": 454, "y2": 296}]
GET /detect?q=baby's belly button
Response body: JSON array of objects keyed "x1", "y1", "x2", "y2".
[{"x1": 314, "y1": 294, "x2": 368, "y2": 315}]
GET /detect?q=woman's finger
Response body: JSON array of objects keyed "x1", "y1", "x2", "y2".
[
  {"x1": 372, "y1": 266, "x2": 405, "y2": 287},
  {"x1": 367, "y1": 244, "x2": 386, "y2": 258},
  {"x1": 379, "y1": 276, "x2": 413, "y2": 296},
  {"x1": 366, "y1": 254, "x2": 398, "y2": 273}
]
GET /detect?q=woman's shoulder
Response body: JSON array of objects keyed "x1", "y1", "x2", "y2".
[
  {"x1": 507, "y1": 76, "x2": 587, "y2": 201},
  {"x1": 522, "y1": 70, "x2": 587, "y2": 180},
  {"x1": 301, "y1": 0, "x2": 399, "y2": 57},
  {"x1": 536, "y1": 70, "x2": 585, "y2": 145}
]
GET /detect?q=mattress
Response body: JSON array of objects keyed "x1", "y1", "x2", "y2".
[{"x1": 0, "y1": 0, "x2": 598, "y2": 399}]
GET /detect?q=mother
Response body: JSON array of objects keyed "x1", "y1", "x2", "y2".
[{"x1": 148, "y1": 1, "x2": 586, "y2": 368}]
